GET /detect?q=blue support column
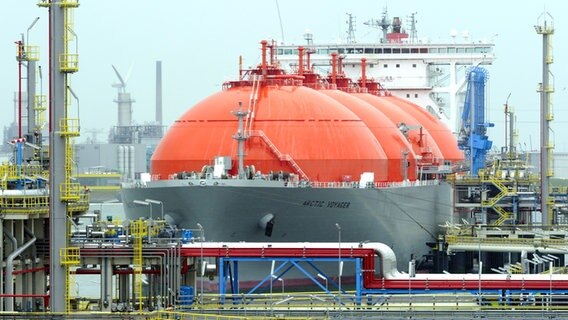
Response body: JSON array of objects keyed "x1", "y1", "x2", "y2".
[
  {"x1": 219, "y1": 257, "x2": 225, "y2": 304},
  {"x1": 355, "y1": 258, "x2": 362, "y2": 305}
]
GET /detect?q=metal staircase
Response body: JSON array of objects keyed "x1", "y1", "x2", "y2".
[
  {"x1": 249, "y1": 130, "x2": 309, "y2": 181},
  {"x1": 131, "y1": 220, "x2": 146, "y2": 312},
  {"x1": 481, "y1": 177, "x2": 516, "y2": 226}
]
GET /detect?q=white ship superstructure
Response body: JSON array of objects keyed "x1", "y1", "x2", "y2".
[{"x1": 276, "y1": 12, "x2": 496, "y2": 134}]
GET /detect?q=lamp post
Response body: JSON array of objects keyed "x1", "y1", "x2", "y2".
[
  {"x1": 26, "y1": 17, "x2": 40, "y2": 46},
  {"x1": 317, "y1": 273, "x2": 328, "y2": 291},
  {"x1": 272, "y1": 275, "x2": 284, "y2": 293},
  {"x1": 335, "y1": 223, "x2": 342, "y2": 308},
  {"x1": 197, "y1": 223, "x2": 204, "y2": 303},
  {"x1": 133, "y1": 200, "x2": 152, "y2": 241},
  {"x1": 145, "y1": 198, "x2": 164, "y2": 220},
  {"x1": 132, "y1": 200, "x2": 152, "y2": 220}
]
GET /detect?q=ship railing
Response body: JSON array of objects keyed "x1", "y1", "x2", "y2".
[
  {"x1": 157, "y1": 171, "x2": 441, "y2": 189},
  {"x1": 446, "y1": 235, "x2": 568, "y2": 250},
  {"x1": 307, "y1": 179, "x2": 439, "y2": 189}
]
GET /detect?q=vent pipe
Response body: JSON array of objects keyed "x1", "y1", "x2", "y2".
[
  {"x1": 361, "y1": 58, "x2": 367, "y2": 87},
  {"x1": 331, "y1": 52, "x2": 337, "y2": 84},
  {"x1": 298, "y1": 46, "x2": 304, "y2": 76},
  {"x1": 261, "y1": 40, "x2": 268, "y2": 76}
]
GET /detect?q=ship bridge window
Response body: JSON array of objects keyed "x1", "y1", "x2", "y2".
[
  {"x1": 383, "y1": 48, "x2": 392, "y2": 54},
  {"x1": 370, "y1": 64, "x2": 374, "y2": 68},
  {"x1": 365, "y1": 48, "x2": 374, "y2": 54},
  {"x1": 284, "y1": 49, "x2": 294, "y2": 55},
  {"x1": 346, "y1": 48, "x2": 355, "y2": 54},
  {"x1": 420, "y1": 48, "x2": 428, "y2": 53},
  {"x1": 383, "y1": 64, "x2": 388, "y2": 68},
  {"x1": 475, "y1": 47, "x2": 487, "y2": 53},
  {"x1": 374, "y1": 48, "x2": 382, "y2": 54},
  {"x1": 456, "y1": 48, "x2": 465, "y2": 53},
  {"x1": 393, "y1": 48, "x2": 401, "y2": 54},
  {"x1": 448, "y1": 47, "x2": 456, "y2": 53},
  {"x1": 338, "y1": 48, "x2": 345, "y2": 54},
  {"x1": 318, "y1": 49, "x2": 330, "y2": 55},
  {"x1": 277, "y1": 49, "x2": 283, "y2": 55},
  {"x1": 355, "y1": 48, "x2": 363, "y2": 53},
  {"x1": 396, "y1": 64, "x2": 400, "y2": 68},
  {"x1": 411, "y1": 48, "x2": 419, "y2": 54},
  {"x1": 402, "y1": 48, "x2": 410, "y2": 54},
  {"x1": 412, "y1": 64, "x2": 417, "y2": 68},
  {"x1": 465, "y1": 47, "x2": 473, "y2": 53},
  {"x1": 429, "y1": 48, "x2": 438, "y2": 53}
]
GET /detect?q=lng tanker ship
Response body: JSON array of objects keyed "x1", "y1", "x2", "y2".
[{"x1": 121, "y1": 30, "x2": 475, "y2": 270}]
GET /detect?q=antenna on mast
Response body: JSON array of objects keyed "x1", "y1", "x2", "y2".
[
  {"x1": 346, "y1": 13, "x2": 356, "y2": 43},
  {"x1": 407, "y1": 12, "x2": 418, "y2": 43},
  {"x1": 275, "y1": 0, "x2": 286, "y2": 43},
  {"x1": 364, "y1": 7, "x2": 390, "y2": 42}
]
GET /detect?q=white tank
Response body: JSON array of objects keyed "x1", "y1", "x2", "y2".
[
  {"x1": 128, "y1": 145, "x2": 135, "y2": 181},
  {"x1": 118, "y1": 145, "x2": 125, "y2": 178}
]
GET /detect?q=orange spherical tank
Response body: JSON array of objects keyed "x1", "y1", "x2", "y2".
[
  {"x1": 151, "y1": 85, "x2": 389, "y2": 182},
  {"x1": 353, "y1": 93, "x2": 444, "y2": 163},
  {"x1": 385, "y1": 95, "x2": 464, "y2": 162},
  {"x1": 319, "y1": 89, "x2": 417, "y2": 181}
]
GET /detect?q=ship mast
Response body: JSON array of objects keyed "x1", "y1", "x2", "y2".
[
  {"x1": 232, "y1": 102, "x2": 249, "y2": 179},
  {"x1": 364, "y1": 7, "x2": 390, "y2": 43},
  {"x1": 407, "y1": 12, "x2": 418, "y2": 43},
  {"x1": 346, "y1": 13, "x2": 357, "y2": 43}
]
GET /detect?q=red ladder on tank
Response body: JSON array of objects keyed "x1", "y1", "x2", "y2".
[{"x1": 248, "y1": 130, "x2": 309, "y2": 181}]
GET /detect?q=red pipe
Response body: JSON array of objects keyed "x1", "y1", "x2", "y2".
[
  {"x1": 306, "y1": 49, "x2": 313, "y2": 72},
  {"x1": 260, "y1": 40, "x2": 268, "y2": 76},
  {"x1": 361, "y1": 58, "x2": 367, "y2": 88},
  {"x1": 73, "y1": 268, "x2": 161, "y2": 275},
  {"x1": 330, "y1": 52, "x2": 337, "y2": 84},
  {"x1": 12, "y1": 266, "x2": 47, "y2": 275},
  {"x1": 297, "y1": 46, "x2": 304, "y2": 76}
]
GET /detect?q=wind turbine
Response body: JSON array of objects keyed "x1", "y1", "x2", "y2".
[{"x1": 111, "y1": 64, "x2": 135, "y2": 127}]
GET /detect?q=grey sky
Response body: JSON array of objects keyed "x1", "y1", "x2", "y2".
[{"x1": 2, "y1": 0, "x2": 567, "y2": 152}]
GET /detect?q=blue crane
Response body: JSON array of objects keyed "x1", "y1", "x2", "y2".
[{"x1": 458, "y1": 66, "x2": 494, "y2": 177}]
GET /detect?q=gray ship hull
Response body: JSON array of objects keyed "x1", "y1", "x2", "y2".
[{"x1": 122, "y1": 179, "x2": 452, "y2": 272}]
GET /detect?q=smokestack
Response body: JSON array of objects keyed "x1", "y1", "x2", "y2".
[{"x1": 155, "y1": 60, "x2": 162, "y2": 125}]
